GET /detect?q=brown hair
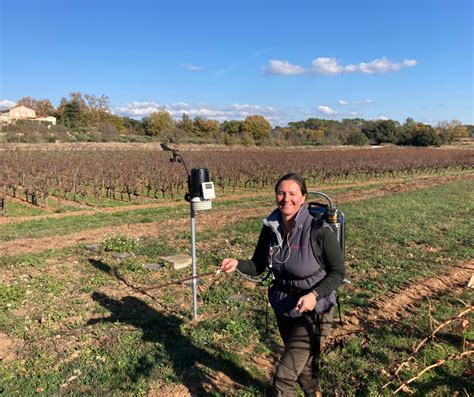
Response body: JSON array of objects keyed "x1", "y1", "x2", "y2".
[{"x1": 274, "y1": 172, "x2": 308, "y2": 196}]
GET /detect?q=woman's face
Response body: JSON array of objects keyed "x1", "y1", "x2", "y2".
[{"x1": 275, "y1": 180, "x2": 306, "y2": 220}]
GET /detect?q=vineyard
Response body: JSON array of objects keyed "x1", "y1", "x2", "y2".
[
  {"x1": 0, "y1": 144, "x2": 473, "y2": 396},
  {"x1": 0, "y1": 145, "x2": 472, "y2": 211}
]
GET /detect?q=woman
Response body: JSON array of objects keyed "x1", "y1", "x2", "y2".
[{"x1": 221, "y1": 172, "x2": 345, "y2": 397}]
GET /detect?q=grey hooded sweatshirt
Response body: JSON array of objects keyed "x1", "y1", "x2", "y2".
[{"x1": 237, "y1": 204, "x2": 345, "y2": 317}]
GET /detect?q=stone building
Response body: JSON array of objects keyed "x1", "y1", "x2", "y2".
[{"x1": 0, "y1": 105, "x2": 56, "y2": 125}]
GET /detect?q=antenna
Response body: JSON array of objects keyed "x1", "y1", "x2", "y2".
[{"x1": 160, "y1": 143, "x2": 190, "y2": 176}]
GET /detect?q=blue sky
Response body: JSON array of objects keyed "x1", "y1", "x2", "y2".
[{"x1": 1, "y1": 0, "x2": 472, "y2": 126}]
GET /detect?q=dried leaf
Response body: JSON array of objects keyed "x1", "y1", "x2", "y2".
[
  {"x1": 401, "y1": 384, "x2": 415, "y2": 394},
  {"x1": 456, "y1": 319, "x2": 470, "y2": 333}
]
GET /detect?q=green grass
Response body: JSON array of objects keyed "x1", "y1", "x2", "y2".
[
  {"x1": 1, "y1": 200, "x2": 50, "y2": 217},
  {"x1": 0, "y1": 175, "x2": 472, "y2": 395},
  {"x1": 0, "y1": 205, "x2": 188, "y2": 241}
]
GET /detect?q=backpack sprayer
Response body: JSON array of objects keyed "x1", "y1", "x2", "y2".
[
  {"x1": 161, "y1": 144, "x2": 215, "y2": 318},
  {"x1": 307, "y1": 191, "x2": 345, "y2": 262}
]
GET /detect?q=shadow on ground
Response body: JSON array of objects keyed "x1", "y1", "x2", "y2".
[{"x1": 88, "y1": 258, "x2": 270, "y2": 395}]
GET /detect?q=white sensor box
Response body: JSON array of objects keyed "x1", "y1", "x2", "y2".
[{"x1": 201, "y1": 182, "x2": 216, "y2": 200}]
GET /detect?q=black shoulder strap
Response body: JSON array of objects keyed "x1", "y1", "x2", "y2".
[
  {"x1": 311, "y1": 217, "x2": 344, "y2": 326},
  {"x1": 310, "y1": 217, "x2": 325, "y2": 270}
]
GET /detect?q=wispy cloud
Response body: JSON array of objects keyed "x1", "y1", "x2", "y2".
[
  {"x1": 338, "y1": 99, "x2": 373, "y2": 106},
  {"x1": 317, "y1": 105, "x2": 338, "y2": 116},
  {"x1": 264, "y1": 57, "x2": 417, "y2": 76},
  {"x1": 263, "y1": 60, "x2": 305, "y2": 75},
  {"x1": 0, "y1": 99, "x2": 16, "y2": 109},
  {"x1": 182, "y1": 64, "x2": 205, "y2": 72},
  {"x1": 254, "y1": 47, "x2": 272, "y2": 57},
  {"x1": 356, "y1": 58, "x2": 417, "y2": 74}
]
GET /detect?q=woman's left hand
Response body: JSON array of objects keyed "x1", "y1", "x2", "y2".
[{"x1": 295, "y1": 292, "x2": 317, "y2": 313}]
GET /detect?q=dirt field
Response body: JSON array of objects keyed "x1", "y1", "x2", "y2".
[{"x1": 1, "y1": 167, "x2": 472, "y2": 396}]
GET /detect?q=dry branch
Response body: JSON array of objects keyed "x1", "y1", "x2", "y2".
[
  {"x1": 392, "y1": 350, "x2": 473, "y2": 395},
  {"x1": 412, "y1": 306, "x2": 472, "y2": 355},
  {"x1": 383, "y1": 305, "x2": 472, "y2": 389}
]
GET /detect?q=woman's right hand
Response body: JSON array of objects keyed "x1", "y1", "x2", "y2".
[{"x1": 220, "y1": 258, "x2": 238, "y2": 273}]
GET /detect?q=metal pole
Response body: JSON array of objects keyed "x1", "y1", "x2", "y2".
[{"x1": 190, "y1": 203, "x2": 198, "y2": 318}]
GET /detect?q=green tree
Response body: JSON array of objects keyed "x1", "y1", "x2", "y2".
[
  {"x1": 176, "y1": 113, "x2": 194, "y2": 133},
  {"x1": 103, "y1": 114, "x2": 126, "y2": 134},
  {"x1": 61, "y1": 101, "x2": 82, "y2": 130},
  {"x1": 123, "y1": 117, "x2": 146, "y2": 135},
  {"x1": 339, "y1": 120, "x2": 361, "y2": 145},
  {"x1": 346, "y1": 130, "x2": 368, "y2": 146},
  {"x1": 242, "y1": 115, "x2": 272, "y2": 142},
  {"x1": 146, "y1": 108, "x2": 175, "y2": 137},
  {"x1": 221, "y1": 120, "x2": 243, "y2": 136},
  {"x1": 410, "y1": 123, "x2": 441, "y2": 146},
  {"x1": 398, "y1": 117, "x2": 417, "y2": 145},
  {"x1": 363, "y1": 119, "x2": 400, "y2": 144},
  {"x1": 193, "y1": 117, "x2": 220, "y2": 138},
  {"x1": 56, "y1": 92, "x2": 92, "y2": 128}
]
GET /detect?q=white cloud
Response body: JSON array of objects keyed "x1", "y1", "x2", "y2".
[
  {"x1": 264, "y1": 60, "x2": 305, "y2": 75},
  {"x1": 338, "y1": 99, "x2": 373, "y2": 106},
  {"x1": 317, "y1": 105, "x2": 338, "y2": 116},
  {"x1": 377, "y1": 115, "x2": 389, "y2": 120},
  {"x1": 115, "y1": 101, "x2": 165, "y2": 117},
  {"x1": 115, "y1": 101, "x2": 285, "y2": 124},
  {"x1": 312, "y1": 57, "x2": 344, "y2": 76},
  {"x1": 116, "y1": 100, "x2": 376, "y2": 126},
  {"x1": 268, "y1": 57, "x2": 417, "y2": 76},
  {"x1": 358, "y1": 57, "x2": 404, "y2": 74},
  {"x1": 403, "y1": 59, "x2": 418, "y2": 67},
  {"x1": 344, "y1": 64, "x2": 358, "y2": 73},
  {"x1": 183, "y1": 64, "x2": 204, "y2": 72},
  {"x1": 0, "y1": 99, "x2": 16, "y2": 109},
  {"x1": 356, "y1": 58, "x2": 416, "y2": 74}
]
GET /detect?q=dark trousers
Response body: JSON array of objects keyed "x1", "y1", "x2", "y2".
[{"x1": 273, "y1": 308, "x2": 334, "y2": 397}]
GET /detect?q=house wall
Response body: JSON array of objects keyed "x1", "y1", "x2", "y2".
[{"x1": 10, "y1": 106, "x2": 36, "y2": 119}]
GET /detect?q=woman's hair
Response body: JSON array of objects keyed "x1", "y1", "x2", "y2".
[{"x1": 274, "y1": 172, "x2": 308, "y2": 196}]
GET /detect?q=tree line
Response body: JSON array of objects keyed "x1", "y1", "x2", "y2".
[{"x1": 1, "y1": 93, "x2": 472, "y2": 146}]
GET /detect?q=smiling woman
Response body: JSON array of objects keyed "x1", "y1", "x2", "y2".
[
  {"x1": 275, "y1": 175, "x2": 307, "y2": 224},
  {"x1": 220, "y1": 172, "x2": 345, "y2": 396}
]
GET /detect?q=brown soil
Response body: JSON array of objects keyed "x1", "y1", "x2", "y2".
[
  {"x1": 328, "y1": 260, "x2": 474, "y2": 345},
  {"x1": 0, "y1": 331, "x2": 15, "y2": 362}
]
